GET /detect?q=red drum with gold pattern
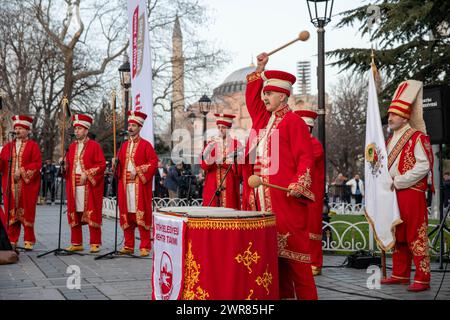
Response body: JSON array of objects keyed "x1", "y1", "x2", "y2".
[{"x1": 156, "y1": 206, "x2": 279, "y2": 300}]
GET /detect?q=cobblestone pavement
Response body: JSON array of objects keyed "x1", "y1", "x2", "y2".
[{"x1": 0, "y1": 205, "x2": 449, "y2": 300}]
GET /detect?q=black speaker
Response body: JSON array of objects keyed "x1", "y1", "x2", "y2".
[{"x1": 423, "y1": 85, "x2": 450, "y2": 144}]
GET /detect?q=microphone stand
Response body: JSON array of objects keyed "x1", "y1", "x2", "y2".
[
  {"x1": 38, "y1": 146, "x2": 83, "y2": 257},
  {"x1": 95, "y1": 91, "x2": 144, "y2": 260},
  {"x1": 217, "y1": 164, "x2": 222, "y2": 207},
  {"x1": 38, "y1": 96, "x2": 82, "y2": 258},
  {"x1": 184, "y1": 174, "x2": 196, "y2": 206},
  {"x1": 95, "y1": 130, "x2": 138, "y2": 260},
  {"x1": 207, "y1": 150, "x2": 239, "y2": 207},
  {"x1": 427, "y1": 144, "x2": 450, "y2": 269}
]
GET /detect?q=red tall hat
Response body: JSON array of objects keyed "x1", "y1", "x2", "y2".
[
  {"x1": 214, "y1": 113, "x2": 236, "y2": 128},
  {"x1": 12, "y1": 115, "x2": 33, "y2": 130},
  {"x1": 128, "y1": 110, "x2": 147, "y2": 127},
  {"x1": 294, "y1": 110, "x2": 317, "y2": 128},
  {"x1": 261, "y1": 70, "x2": 296, "y2": 96},
  {"x1": 71, "y1": 114, "x2": 94, "y2": 129}
]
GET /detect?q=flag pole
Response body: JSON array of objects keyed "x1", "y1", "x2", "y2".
[
  {"x1": 381, "y1": 250, "x2": 387, "y2": 279},
  {"x1": 60, "y1": 96, "x2": 69, "y2": 159},
  {"x1": 370, "y1": 49, "x2": 387, "y2": 279}
]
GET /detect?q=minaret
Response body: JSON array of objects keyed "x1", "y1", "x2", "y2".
[
  {"x1": 297, "y1": 61, "x2": 311, "y2": 96},
  {"x1": 171, "y1": 15, "x2": 185, "y2": 119}
]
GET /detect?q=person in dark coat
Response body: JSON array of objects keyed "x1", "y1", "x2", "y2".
[
  {"x1": 165, "y1": 162, "x2": 183, "y2": 198},
  {"x1": 154, "y1": 160, "x2": 168, "y2": 198}
]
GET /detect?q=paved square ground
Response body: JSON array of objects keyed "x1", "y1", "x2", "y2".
[{"x1": 1, "y1": 205, "x2": 449, "y2": 300}]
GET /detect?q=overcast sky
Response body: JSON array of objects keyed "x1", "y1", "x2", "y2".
[{"x1": 197, "y1": 0, "x2": 374, "y2": 94}]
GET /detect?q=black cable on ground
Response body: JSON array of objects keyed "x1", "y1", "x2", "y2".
[
  {"x1": 322, "y1": 265, "x2": 346, "y2": 268},
  {"x1": 315, "y1": 284, "x2": 393, "y2": 300},
  {"x1": 434, "y1": 253, "x2": 449, "y2": 300}
]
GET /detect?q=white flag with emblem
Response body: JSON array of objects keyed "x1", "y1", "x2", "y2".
[
  {"x1": 152, "y1": 212, "x2": 186, "y2": 300},
  {"x1": 364, "y1": 65, "x2": 402, "y2": 251}
]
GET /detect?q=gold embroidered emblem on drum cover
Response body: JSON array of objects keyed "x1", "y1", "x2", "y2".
[
  {"x1": 255, "y1": 264, "x2": 272, "y2": 295},
  {"x1": 183, "y1": 240, "x2": 210, "y2": 300},
  {"x1": 235, "y1": 242, "x2": 261, "y2": 274}
]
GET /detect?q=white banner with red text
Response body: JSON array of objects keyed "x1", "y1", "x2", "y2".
[
  {"x1": 127, "y1": 0, "x2": 154, "y2": 145},
  {"x1": 152, "y1": 212, "x2": 186, "y2": 300}
]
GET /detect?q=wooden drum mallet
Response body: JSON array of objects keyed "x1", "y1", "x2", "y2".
[
  {"x1": 248, "y1": 175, "x2": 290, "y2": 192},
  {"x1": 267, "y1": 31, "x2": 310, "y2": 57}
]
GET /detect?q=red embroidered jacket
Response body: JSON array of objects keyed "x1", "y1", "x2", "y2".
[
  {"x1": 387, "y1": 128, "x2": 434, "y2": 193},
  {"x1": 116, "y1": 137, "x2": 158, "y2": 230},
  {"x1": 0, "y1": 139, "x2": 41, "y2": 227},
  {"x1": 64, "y1": 138, "x2": 106, "y2": 228}
]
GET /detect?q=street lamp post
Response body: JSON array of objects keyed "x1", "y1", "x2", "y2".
[
  {"x1": 198, "y1": 94, "x2": 212, "y2": 147},
  {"x1": 306, "y1": 0, "x2": 333, "y2": 154},
  {"x1": 118, "y1": 53, "x2": 131, "y2": 135}
]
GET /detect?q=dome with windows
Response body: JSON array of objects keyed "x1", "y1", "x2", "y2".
[{"x1": 213, "y1": 64, "x2": 256, "y2": 96}]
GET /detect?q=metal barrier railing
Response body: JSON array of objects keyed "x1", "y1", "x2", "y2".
[{"x1": 101, "y1": 197, "x2": 449, "y2": 255}]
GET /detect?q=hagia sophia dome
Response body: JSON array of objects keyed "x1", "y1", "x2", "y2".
[{"x1": 213, "y1": 65, "x2": 256, "y2": 96}]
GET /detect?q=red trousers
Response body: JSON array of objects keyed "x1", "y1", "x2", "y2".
[
  {"x1": 392, "y1": 189, "x2": 431, "y2": 285},
  {"x1": 279, "y1": 258, "x2": 318, "y2": 300},
  {"x1": 309, "y1": 235, "x2": 323, "y2": 269},
  {"x1": 70, "y1": 212, "x2": 101, "y2": 245},
  {"x1": 123, "y1": 213, "x2": 151, "y2": 250},
  {"x1": 8, "y1": 221, "x2": 36, "y2": 244}
]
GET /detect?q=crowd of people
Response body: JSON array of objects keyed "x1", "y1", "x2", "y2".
[
  {"x1": 36, "y1": 158, "x2": 205, "y2": 204},
  {"x1": 328, "y1": 173, "x2": 365, "y2": 205}
]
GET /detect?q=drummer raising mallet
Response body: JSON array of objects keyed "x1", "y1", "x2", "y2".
[{"x1": 242, "y1": 43, "x2": 318, "y2": 300}]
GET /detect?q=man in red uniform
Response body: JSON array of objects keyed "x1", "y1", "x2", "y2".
[
  {"x1": 381, "y1": 80, "x2": 434, "y2": 292},
  {"x1": 200, "y1": 113, "x2": 242, "y2": 209},
  {"x1": 63, "y1": 114, "x2": 106, "y2": 253},
  {"x1": 294, "y1": 108, "x2": 325, "y2": 276},
  {"x1": 114, "y1": 111, "x2": 158, "y2": 257},
  {"x1": 0, "y1": 115, "x2": 41, "y2": 250},
  {"x1": 243, "y1": 53, "x2": 317, "y2": 300}
]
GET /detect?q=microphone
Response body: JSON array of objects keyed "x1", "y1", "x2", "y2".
[
  {"x1": 222, "y1": 147, "x2": 245, "y2": 164},
  {"x1": 8, "y1": 131, "x2": 16, "y2": 136},
  {"x1": 226, "y1": 147, "x2": 245, "y2": 159},
  {"x1": 119, "y1": 130, "x2": 129, "y2": 136}
]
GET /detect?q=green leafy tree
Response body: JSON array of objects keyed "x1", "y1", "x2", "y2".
[{"x1": 329, "y1": 0, "x2": 450, "y2": 113}]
